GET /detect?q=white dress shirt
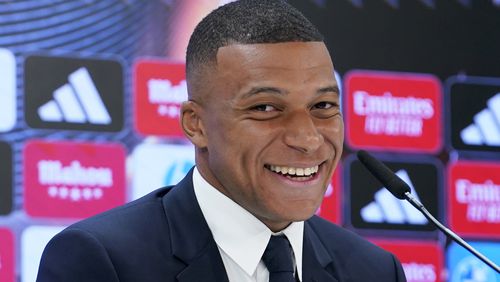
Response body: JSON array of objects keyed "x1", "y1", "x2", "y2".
[{"x1": 193, "y1": 167, "x2": 304, "y2": 282}]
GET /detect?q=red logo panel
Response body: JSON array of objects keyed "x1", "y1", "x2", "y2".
[
  {"x1": 0, "y1": 228, "x2": 14, "y2": 282},
  {"x1": 373, "y1": 240, "x2": 443, "y2": 282},
  {"x1": 448, "y1": 161, "x2": 500, "y2": 238},
  {"x1": 345, "y1": 71, "x2": 442, "y2": 153},
  {"x1": 317, "y1": 166, "x2": 342, "y2": 224},
  {"x1": 134, "y1": 60, "x2": 186, "y2": 137},
  {"x1": 24, "y1": 140, "x2": 126, "y2": 219}
]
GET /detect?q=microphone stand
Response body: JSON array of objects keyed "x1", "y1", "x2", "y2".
[{"x1": 404, "y1": 191, "x2": 500, "y2": 273}]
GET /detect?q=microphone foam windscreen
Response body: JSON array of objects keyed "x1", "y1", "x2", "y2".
[{"x1": 356, "y1": 150, "x2": 410, "y2": 199}]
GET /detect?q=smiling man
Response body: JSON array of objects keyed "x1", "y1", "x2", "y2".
[
  {"x1": 183, "y1": 41, "x2": 343, "y2": 232},
  {"x1": 37, "y1": 1, "x2": 406, "y2": 281}
]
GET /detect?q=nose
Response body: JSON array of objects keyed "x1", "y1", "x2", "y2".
[{"x1": 283, "y1": 110, "x2": 323, "y2": 154}]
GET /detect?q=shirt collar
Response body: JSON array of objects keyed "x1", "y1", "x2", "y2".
[{"x1": 192, "y1": 167, "x2": 304, "y2": 279}]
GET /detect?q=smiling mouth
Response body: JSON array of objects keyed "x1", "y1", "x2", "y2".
[{"x1": 265, "y1": 164, "x2": 320, "y2": 180}]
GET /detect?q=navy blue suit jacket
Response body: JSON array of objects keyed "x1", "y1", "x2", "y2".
[{"x1": 37, "y1": 170, "x2": 406, "y2": 281}]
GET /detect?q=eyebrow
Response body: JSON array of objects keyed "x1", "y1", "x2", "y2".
[
  {"x1": 242, "y1": 85, "x2": 340, "y2": 99},
  {"x1": 242, "y1": 87, "x2": 286, "y2": 98},
  {"x1": 318, "y1": 85, "x2": 340, "y2": 96}
]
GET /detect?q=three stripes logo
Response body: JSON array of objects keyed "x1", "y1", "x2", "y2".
[
  {"x1": 360, "y1": 170, "x2": 428, "y2": 224},
  {"x1": 37, "y1": 68, "x2": 111, "y2": 125},
  {"x1": 448, "y1": 77, "x2": 500, "y2": 153},
  {"x1": 24, "y1": 55, "x2": 123, "y2": 131},
  {"x1": 460, "y1": 93, "x2": 500, "y2": 147},
  {"x1": 349, "y1": 157, "x2": 440, "y2": 232}
]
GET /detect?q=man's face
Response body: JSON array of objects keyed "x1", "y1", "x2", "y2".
[{"x1": 186, "y1": 42, "x2": 343, "y2": 231}]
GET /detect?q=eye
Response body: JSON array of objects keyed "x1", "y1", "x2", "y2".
[
  {"x1": 251, "y1": 104, "x2": 277, "y2": 112},
  {"x1": 313, "y1": 101, "x2": 336, "y2": 109},
  {"x1": 311, "y1": 100, "x2": 341, "y2": 119}
]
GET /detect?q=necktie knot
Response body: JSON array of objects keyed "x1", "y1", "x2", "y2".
[{"x1": 262, "y1": 235, "x2": 295, "y2": 282}]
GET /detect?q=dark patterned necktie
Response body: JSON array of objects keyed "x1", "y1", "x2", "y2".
[{"x1": 262, "y1": 235, "x2": 296, "y2": 282}]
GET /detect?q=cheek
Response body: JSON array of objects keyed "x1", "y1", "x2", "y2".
[
  {"x1": 223, "y1": 119, "x2": 279, "y2": 153},
  {"x1": 206, "y1": 123, "x2": 260, "y2": 177},
  {"x1": 205, "y1": 114, "x2": 237, "y2": 149},
  {"x1": 335, "y1": 120, "x2": 345, "y2": 146},
  {"x1": 323, "y1": 118, "x2": 344, "y2": 148}
]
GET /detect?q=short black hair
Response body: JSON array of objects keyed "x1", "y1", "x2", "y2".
[{"x1": 186, "y1": 0, "x2": 324, "y2": 81}]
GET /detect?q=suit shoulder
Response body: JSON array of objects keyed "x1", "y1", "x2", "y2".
[
  {"x1": 67, "y1": 186, "x2": 173, "y2": 239},
  {"x1": 38, "y1": 186, "x2": 186, "y2": 281}
]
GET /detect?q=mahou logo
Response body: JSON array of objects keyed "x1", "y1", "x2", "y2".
[
  {"x1": 0, "y1": 228, "x2": 14, "y2": 282},
  {"x1": 373, "y1": 240, "x2": 443, "y2": 282},
  {"x1": 134, "y1": 60, "x2": 187, "y2": 137},
  {"x1": 24, "y1": 140, "x2": 126, "y2": 218},
  {"x1": 317, "y1": 166, "x2": 342, "y2": 224},
  {"x1": 345, "y1": 71, "x2": 442, "y2": 152},
  {"x1": 448, "y1": 161, "x2": 500, "y2": 238}
]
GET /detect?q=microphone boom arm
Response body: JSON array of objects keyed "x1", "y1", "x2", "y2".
[
  {"x1": 403, "y1": 192, "x2": 500, "y2": 273},
  {"x1": 356, "y1": 149, "x2": 499, "y2": 273}
]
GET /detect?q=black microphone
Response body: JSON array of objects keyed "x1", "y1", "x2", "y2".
[
  {"x1": 356, "y1": 150, "x2": 500, "y2": 273},
  {"x1": 357, "y1": 149, "x2": 410, "y2": 199}
]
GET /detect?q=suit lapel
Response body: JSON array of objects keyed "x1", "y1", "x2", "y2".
[
  {"x1": 302, "y1": 220, "x2": 339, "y2": 282},
  {"x1": 162, "y1": 169, "x2": 229, "y2": 282},
  {"x1": 175, "y1": 243, "x2": 228, "y2": 282}
]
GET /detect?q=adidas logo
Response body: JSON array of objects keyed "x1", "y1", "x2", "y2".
[
  {"x1": 460, "y1": 93, "x2": 500, "y2": 146},
  {"x1": 37, "y1": 67, "x2": 111, "y2": 124},
  {"x1": 361, "y1": 170, "x2": 428, "y2": 224}
]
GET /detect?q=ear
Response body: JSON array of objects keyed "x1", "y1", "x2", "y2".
[{"x1": 180, "y1": 101, "x2": 208, "y2": 148}]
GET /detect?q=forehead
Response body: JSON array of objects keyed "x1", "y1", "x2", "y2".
[
  {"x1": 192, "y1": 42, "x2": 336, "y2": 103},
  {"x1": 216, "y1": 41, "x2": 333, "y2": 75}
]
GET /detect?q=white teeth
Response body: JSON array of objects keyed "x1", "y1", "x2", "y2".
[
  {"x1": 269, "y1": 165, "x2": 319, "y2": 176},
  {"x1": 296, "y1": 168, "x2": 304, "y2": 176}
]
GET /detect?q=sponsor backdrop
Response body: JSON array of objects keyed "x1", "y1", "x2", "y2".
[{"x1": 0, "y1": 1, "x2": 499, "y2": 281}]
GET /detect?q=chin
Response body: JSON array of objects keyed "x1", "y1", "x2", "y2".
[{"x1": 281, "y1": 204, "x2": 319, "y2": 222}]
